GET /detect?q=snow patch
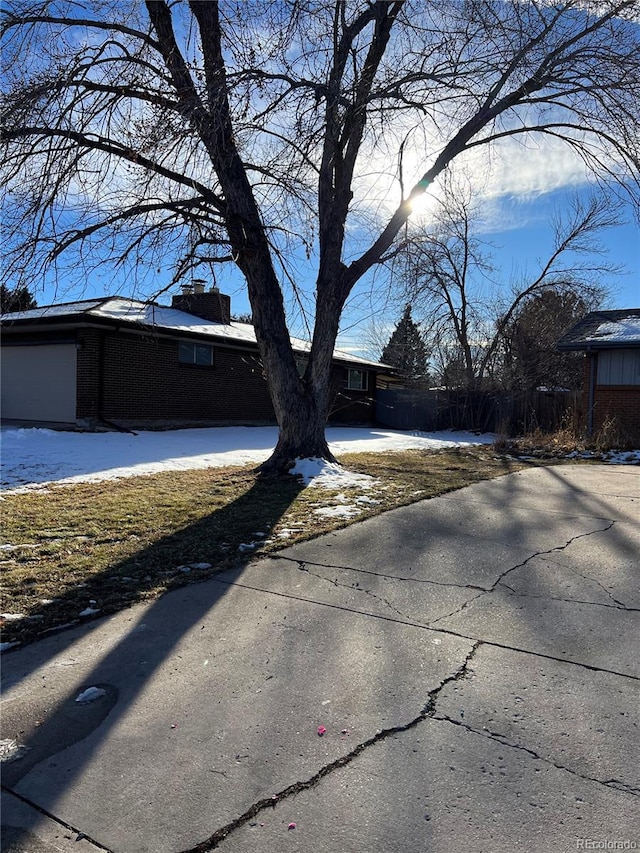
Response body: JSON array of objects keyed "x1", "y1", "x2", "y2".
[
  {"x1": 314, "y1": 505, "x2": 361, "y2": 519},
  {"x1": 75, "y1": 686, "x2": 106, "y2": 704},
  {"x1": 290, "y1": 457, "x2": 376, "y2": 489},
  {"x1": 593, "y1": 317, "x2": 640, "y2": 342},
  {"x1": 0, "y1": 738, "x2": 30, "y2": 762},
  {"x1": 1, "y1": 425, "x2": 496, "y2": 492}
]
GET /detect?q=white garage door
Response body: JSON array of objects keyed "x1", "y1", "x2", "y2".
[{"x1": 1, "y1": 344, "x2": 77, "y2": 422}]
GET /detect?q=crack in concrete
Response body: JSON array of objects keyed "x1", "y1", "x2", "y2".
[
  {"x1": 273, "y1": 553, "x2": 486, "y2": 592},
  {"x1": 559, "y1": 560, "x2": 631, "y2": 610},
  {"x1": 498, "y1": 584, "x2": 639, "y2": 612},
  {"x1": 434, "y1": 716, "x2": 640, "y2": 798},
  {"x1": 274, "y1": 524, "x2": 625, "y2": 633},
  {"x1": 0, "y1": 785, "x2": 114, "y2": 851},
  {"x1": 176, "y1": 642, "x2": 482, "y2": 853},
  {"x1": 217, "y1": 577, "x2": 640, "y2": 682},
  {"x1": 426, "y1": 591, "x2": 489, "y2": 626},
  {"x1": 296, "y1": 560, "x2": 408, "y2": 620},
  {"x1": 427, "y1": 521, "x2": 618, "y2": 627},
  {"x1": 490, "y1": 521, "x2": 616, "y2": 594}
]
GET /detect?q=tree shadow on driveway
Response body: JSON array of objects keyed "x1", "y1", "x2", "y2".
[{"x1": 1, "y1": 475, "x2": 306, "y2": 845}]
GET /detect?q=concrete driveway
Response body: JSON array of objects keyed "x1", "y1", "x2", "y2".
[{"x1": 2, "y1": 464, "x2": 639, "y2": 852}]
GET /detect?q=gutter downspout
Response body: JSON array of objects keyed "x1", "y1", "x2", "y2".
[{"x1": 586, "y1": 348, "x2": 596, "y2": 438}]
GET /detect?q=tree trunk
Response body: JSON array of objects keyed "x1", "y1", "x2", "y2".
[
  {"x1": 256, "y1": 279, "x2": 344, "y2": 474},
  {"x1": 260, "y1": 388, "x2": 336, "y2": 475}
]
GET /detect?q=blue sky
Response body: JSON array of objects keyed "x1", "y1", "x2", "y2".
[{"x1": 482, "y1": 199, "x2": 639, "y2": 309}]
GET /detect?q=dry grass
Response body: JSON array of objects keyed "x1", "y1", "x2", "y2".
[
  {"x1": 496, "y1": 413, "x2": 637, "y2": 457},
  {"x1": 1, "y1": 446, "x2": 539, "y2": 646}
]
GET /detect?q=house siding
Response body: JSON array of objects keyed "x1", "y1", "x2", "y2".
[
  {"x1": 77, "y1": 329, "x2": 103, "y2": 421},
  {"x1": 3, "y1": 318, "x2": 379, "y2": 429},
  {"x1": 329, "y1": 367, "x2": 376, "y2": 424},
  {"x1": 86, "y1": 330, "x2": 275, "y2": 425},
  {"x1": 581, "y1": 353, "x2": 640, "y2": 445}
]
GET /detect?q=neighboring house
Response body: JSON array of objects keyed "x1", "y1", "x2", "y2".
[
  {"x1": 1, "y1": 288, "x2": 387, "y2": 429},
  {"x1": 556, "y1": 309, "x2": 640, "y2": 444}
]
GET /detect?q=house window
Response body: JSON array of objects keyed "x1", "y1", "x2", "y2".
[
  {"x1": 597, "y1": 349, "x2": 640, "y2": 385},
  {"x1": 347, "y1": 368, "x2": 368, "y2": 391},
  {"x1": 178, "y1": 341, "x2": 214, "y2": 366}
]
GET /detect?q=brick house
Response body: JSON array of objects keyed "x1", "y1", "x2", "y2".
[
  {"x1": 1, "y1": 288, "x2": 386, "y2": 429},
  {"x1": 556, "y1": 309, "x2": 640, "y2": 445}
]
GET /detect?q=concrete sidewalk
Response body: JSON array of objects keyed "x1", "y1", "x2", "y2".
[{"x1": 2, "y1": 464, "x2": 639, "y2": 852}]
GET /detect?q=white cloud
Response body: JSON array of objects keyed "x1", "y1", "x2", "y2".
[{"x1": 354, "y1": 130, "x2": 592, "y2": 231}]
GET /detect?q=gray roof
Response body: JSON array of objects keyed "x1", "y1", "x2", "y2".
[
  {"x1": 556, "y1": 309, "x2": 640, "y2": 351},
  {"x1": 1, "y1": 296, "x2": 388, "y2": 370}
]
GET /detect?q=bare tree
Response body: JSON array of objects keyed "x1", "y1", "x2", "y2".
[
  {"x1": 2, "y1": 0, "x2": 639, "y2": 470},
  {"x1": 402, "y1": 184, "x2": 618, "y2": 389}
]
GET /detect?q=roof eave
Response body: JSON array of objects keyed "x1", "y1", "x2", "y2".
[
  {"x1": 557, "y1": 340, "x2": 640, "y2": 351},
  {"x1": 1, "y1": 310, "x2": 390, "y2": 369}
]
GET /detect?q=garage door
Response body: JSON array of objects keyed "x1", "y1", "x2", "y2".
[{"x1": 1, "y1": 344, "x2": 77, "y2": 422}]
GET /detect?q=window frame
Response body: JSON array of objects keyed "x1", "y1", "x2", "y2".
[
  {"x1": 178, "y1": 340, "x2": 214, "y2": 367},
  {"x1": 597, "y1": 349, "x2": 640, "y2": 386},
  {"x1": 347, "y1": 368, "x2": 368, "y2": 391}
]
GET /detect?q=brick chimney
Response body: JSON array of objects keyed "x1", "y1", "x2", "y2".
[{"x1": 171, "y1": 284, "x2": 231, "y2": 324}]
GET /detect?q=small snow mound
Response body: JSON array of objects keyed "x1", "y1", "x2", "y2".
[
  {"x1": 290, "y1": 457, "x2": 376, "y2": 489},
  {"x1": 75, "y1": 686, "x2": 106, "y2": 704},
  {"x1": 314, "y1": 505, "x2": 361, "y2": 519},
  {"x1": 0, "y1": 738, "x2": 30, "y2": 762},
  {"x1": 79, "y1": 606, "x2": 100, "y2": 617},
  {"x1": 604, "y1": 449, "x2": 640, "y2": 465}
]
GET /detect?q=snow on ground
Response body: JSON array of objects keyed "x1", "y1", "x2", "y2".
[
  {"x1": 0, "y1": 425, "x2": 494, "y2": 492},
  {"x1": 290, "y1": 457, "x2": 378, "y2": 488},
  {"x1": 565, "y1": 448, "x2": 640, "y2": 464}
]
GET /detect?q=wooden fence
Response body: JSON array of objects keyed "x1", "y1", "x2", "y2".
[{"x1": 376, "y1": 388, "x2": 582, "y2": 435}]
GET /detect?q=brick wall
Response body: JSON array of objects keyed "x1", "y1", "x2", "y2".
[
  {"x1": 328, "y1": 367, "x2": 376, "y2": 424},
  {"x1": 171, "y1": 291, "x2": 231, "y2": 323},
  {"x1": 0, "y1": 322, "x2": 376, "y2": 427},
  {"x1": 74, "y1": 328, "x2": 376, "y2": 427},
  {"x1": 76, "y1": 329, "x2": 102, "y2": 420},
  {"x1": 580, "y1": 352, "x2": 640, "y2": 445},
  {"x1": 75, "y1": 329, "x2": 274, "y2": 425}
]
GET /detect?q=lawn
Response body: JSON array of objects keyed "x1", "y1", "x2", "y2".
[{"x1": 2, "y1": 446, "x2": 542, "y2": 646}]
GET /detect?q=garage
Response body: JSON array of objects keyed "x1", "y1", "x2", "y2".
[{"x1": 1, "y1": 343, "x2": 77, "y2": 423}]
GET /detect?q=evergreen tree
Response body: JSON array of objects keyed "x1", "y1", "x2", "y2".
[
  {"x1": 0, "y1": 285, "x2": 38, "y2": 313},
  {"x1": 381, "y1": 305, "x2": 430, "y2": 388}
]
